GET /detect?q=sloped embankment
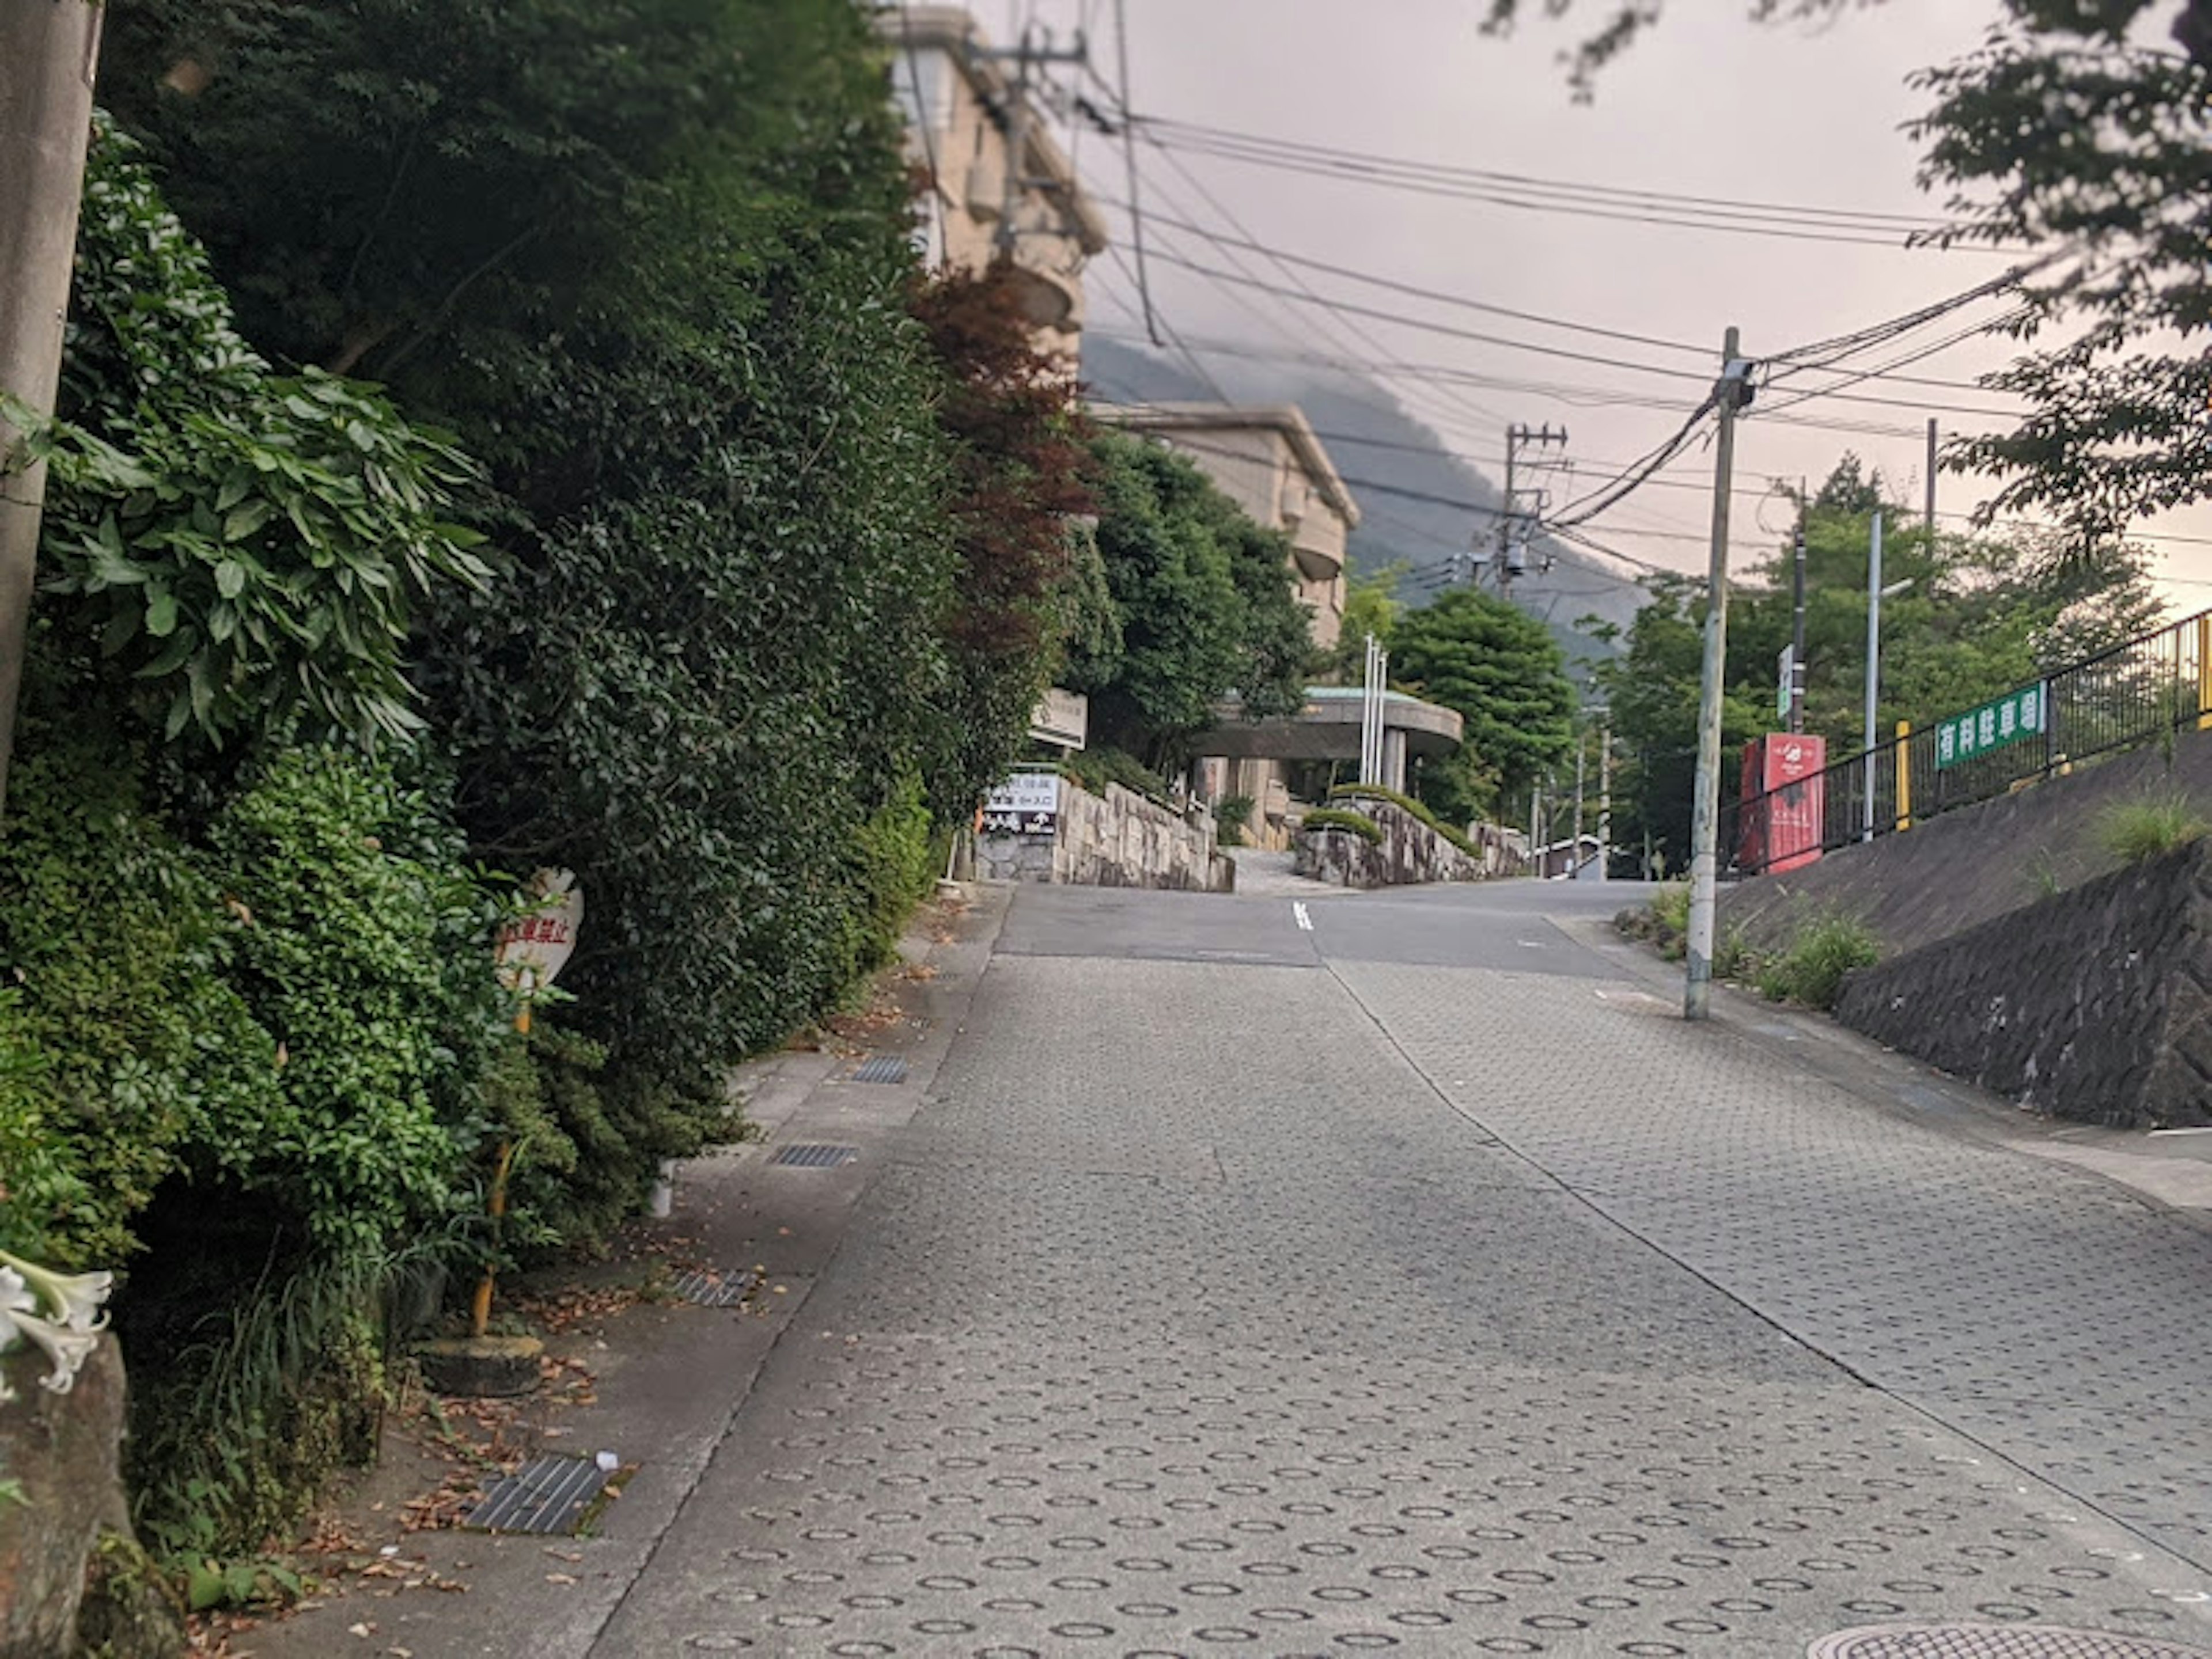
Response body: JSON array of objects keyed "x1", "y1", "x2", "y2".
[{"x1": 1719, "y1": 728, "x2": 2212, "y2": 1128}]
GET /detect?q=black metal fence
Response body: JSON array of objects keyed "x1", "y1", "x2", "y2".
[{"x1": 1725, "y1": 608, "x2": 2212, "y2": 876}]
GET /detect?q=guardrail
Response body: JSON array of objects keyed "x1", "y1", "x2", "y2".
[{"x1": 1726, "y1": 608, "x2": 2212, "y2": 875}]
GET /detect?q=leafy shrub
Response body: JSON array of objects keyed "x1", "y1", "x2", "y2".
[
  {"x1": 0, "y1": 698, "x2": 276, "y2": 1267},
  {"x1": 1299, "y1": 808, "x2": 1384, "y2": 846},
  {"x1": 203, "y1": 747, "x2": 509, "y2": 1254},
  {"x1": 1063, "y1": 747, "x2": 1173, "y2": 804},
  {"x1": 1755, "y1": 912, "x2": 1880, "y2": 1009},
  {"x1": 22, "y1": 118, "x2": 491, "y2": 751},
  {"x1": 1330, "y1": 783, "x2": 1478, "y2": 858},
  {"x1": 1216, "y1": 794, "x2": 1256, "y2": 847},
  {"x1": 2097, "y1": 787, "x2": 2209, "y2": 865}
]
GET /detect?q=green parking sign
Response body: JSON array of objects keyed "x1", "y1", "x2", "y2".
[{"x1": 1936, "y1": 684, "x2": 2045, "y2": 770}]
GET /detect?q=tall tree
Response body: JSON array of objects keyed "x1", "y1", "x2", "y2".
[
  {"x1": 1069, "y1": 431, "x2": 1312, "y2": 768},
  {"x1": 1389, "y1": 586, "x2": 1575, "y2": 824}
]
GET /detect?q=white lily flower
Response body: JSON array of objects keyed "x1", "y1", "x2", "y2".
[
  {"x1": 9, "y1": 1310, "x2": 98, "y2": 1395},
  {"x1": 0, "y1": 1252, "x2": 110, "y2": 1332}
]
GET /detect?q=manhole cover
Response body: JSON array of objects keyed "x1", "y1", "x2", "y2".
[
  {"x1": 669, "y1": 1267, "x2": 755, "y2": 1307},
  {"x1": 850, "y1": 1055, "x2": 909, "y2": 1084},
  {"x1": 770, "y1": 1143, "x2": 858, "y2": 1168},
  {"x1": 1810, "y1": 1627, "x2": 2212, "y2": 1658},
  {"x1": 462, "y1": 1455, "x2": 611, "y2": 1534}
]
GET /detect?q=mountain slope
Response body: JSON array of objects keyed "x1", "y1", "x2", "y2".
[{"x1": 1080, "y1": 337, "x2": 1641, "y2": 666}]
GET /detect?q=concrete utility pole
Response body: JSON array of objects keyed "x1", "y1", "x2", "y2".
[
  {"x1": 1496, "y1": 422, "x2": 1566, "y2": 599},
  {"x1": 1863, "y1": 510, "x2": 1884, "y2": 842},
  {"x1": 1571, "y1": 726, "x2": 1586, "y2": 874},
  {"x1": 988, "y1": 24, "x2": 1087, "y2": 259},
  {"x1": 1596, "y1": 711, "x2": 1612, "y2": 882},
  {"x1": 1925, "y1": 418, "x2": 1938, "y2": 544},
  {"x1": 1684, "y1": 327, "x2": 1752, "y2": 1022},
  {"x1": 0, "y1": 0, "x2": 102, "y2": 816}
]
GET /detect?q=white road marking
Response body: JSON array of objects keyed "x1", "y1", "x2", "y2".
[{"x1": 1292, "y1": 902, "x2": 1313, "y2": 932}]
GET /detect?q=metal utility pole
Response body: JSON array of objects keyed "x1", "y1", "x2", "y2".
[
  {"x1": 0, "y1": 0, "x2": 102, "y2": 816},
  {"x1": 1788, "y1": 483, "x2": 1808, "y2": 734},
  {"x1": 1496, "y1": 423, "x2": 1567, "y2": 599},
  {"x1": 1529, "y1": 782, "x2": 1541, "y2": 876},
  {"x1": 1684, "y1": 327, "x2": 1752, "y2": 1022}
]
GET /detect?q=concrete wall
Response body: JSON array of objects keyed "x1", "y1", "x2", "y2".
[
  {"x1": 1834, "y1": 838, "x2": 2212, "y2": 1130},
  {"x1": 1292, "y1": 800, "x2": 1486, "y2": 888},
  {"x1": 978, "y1": 778, "x2": 1234, "y2": 892},
  {"x1": 1721, "y1": 729, "x2": 2212, "y2": 963}
]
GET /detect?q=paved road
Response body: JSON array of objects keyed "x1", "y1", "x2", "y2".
[{"x1": 596, "y1": 880, "x2": 2212, "y2": 1657}]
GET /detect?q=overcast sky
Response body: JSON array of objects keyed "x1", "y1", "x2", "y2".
[{"x1": 1007, "y1": 0, "x2": 2212, "y2": 607}]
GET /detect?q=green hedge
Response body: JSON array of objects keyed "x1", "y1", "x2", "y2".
[
  {"x1": 1327, "y1": 784, "x2": 1479, "y2": 858},
  {"x1": 1298, "y1": 808, "x2": 1384, "y2": 846}
]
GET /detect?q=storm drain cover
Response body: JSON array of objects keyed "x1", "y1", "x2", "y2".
[
  {"x1": 770, "y1": 1143, "x2": 858, "y2": 1168},
  {"x1": 462, "y1": 1455, "x2": 610, "y2": 1534},
  {"x1": 850, "y1": 1055, "x2": 909, "y2": 1084},
  {"x1": 669, "y1": 1267, "x2": 755, "y2": 1307},
  {"x1": 1810, "y1": 1627, "x2": 2212, "y2": 1658}
]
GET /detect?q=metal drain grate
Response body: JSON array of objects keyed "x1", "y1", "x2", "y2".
[
  {"x1": 770, "y1": 1143, "x2": 858, "y2": 1168},
  {"x1": 1810, "y1": 1627, "x2": 2212, "y2": 1658},
  {"x1": 850, "y1": 1055, "x2": 909, "y2": 1084},
  {"x1": 669, "y1": 1267, "x2": 755, "y2": 1307},
  {"x1": 461, "y1": 1455, "x2": 611, "y2": 1534}
]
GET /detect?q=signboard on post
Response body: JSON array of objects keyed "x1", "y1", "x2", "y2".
[
  {"x1": 1777, "y1": 646, "x2": 1794, "y2": 722},
  {"x1": 1028, "y1": 688, "x2": 1088, "y2": 752},
  {"x1": 982, "y1": 771, "x2": 1060, "y2": 837},
  {"x1": 494, "y1": 868, "x2": 582, "y2": 1000},
  {"x1": 1936, "y1": 684, "x2": 2044, "y2": 770}
]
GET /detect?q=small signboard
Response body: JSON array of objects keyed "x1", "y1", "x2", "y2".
[
  {"x1": 1777, "y1": 645, "x2": 1794, "y2": 721},
  {"x1": 1029, "y1": 688, "x2": 1089, "y2": 752},
  {"x1": 981, "y1": 771, "x2": 1060, "y2": 837},
  {"x1": 495, "y1": 869, "x2": 582, "y2": 998},
  {"x1": 1936, "y1": 684, "x2": 2045, "y2": 770}
]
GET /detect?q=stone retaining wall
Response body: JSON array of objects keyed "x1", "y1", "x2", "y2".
[
  {"x1": 1292, "y1": 801, "x2": 1484, "y2": 889},
  {"x1": 1834, "y1": 838, "x2": 2212, "y2": 1129},
  {"x1": 976, "y1": 779, "x2": 1233, "y2": 892}
]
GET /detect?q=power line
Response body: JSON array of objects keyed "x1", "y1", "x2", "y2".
[
  {"x1": 1130, "y1": 112, "x2": 1960, "y2": 231},
  {"x1": 1134, "y1": 122, "x2": 2028, "y2": 253}
]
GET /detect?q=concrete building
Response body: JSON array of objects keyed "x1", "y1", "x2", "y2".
[
  {"x1": 1096, "y1": 403, "x2": 1358, "y2": 649},
  {"x1": 880, "y1": 6, "x2": 1109, "y2": 358},
  {"x1": 1096, "y1": 403, "x2": 1367, "y2": 849}
]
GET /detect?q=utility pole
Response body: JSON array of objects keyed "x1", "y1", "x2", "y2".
[
  {"x1": 1684, "y1": 327, "x2": 1753, "y2": 1022},
  {"x1": 1596, "y1": 711, "x2": 1612, "y2": 883},
  {"x1": 0, "y1": 0, "x2": 103, "y2": 816},
  {"x1": 1925, "y1": 418, "x2": 1939, "y2": 546},
  {"x1": 1571, "y1": 726, "x2": 1586, "y2": 875},
  {"x1": 1496, "y1": 422, "x2": 1567, "y2": 599},
  {"x1": 1863, "y1": 510, "x2": 1884, "y2": 842},
  {"x1": 1789, "y1": 481, "x2": 1808, "y2": 735},
  {"x1": 988, "y1": 25, "x2": 1088, "y2": 258}
]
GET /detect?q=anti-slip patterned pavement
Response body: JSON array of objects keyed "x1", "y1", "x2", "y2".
[
  {"x1": 593, "y1": 946, "x2": 2212, "y2": 1656},
  {"x1": 1331, "y1": 960, "x2": 2212, "y2": 1576}
]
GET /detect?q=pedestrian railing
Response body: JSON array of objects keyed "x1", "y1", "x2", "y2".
[{"x1": 1725, "y1": 608, "x2": 2212, "y2": 876}]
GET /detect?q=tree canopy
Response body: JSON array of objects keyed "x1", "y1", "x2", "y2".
[{"x1": 1390, "y1": 586, "x2": 1576, "y2": 824}]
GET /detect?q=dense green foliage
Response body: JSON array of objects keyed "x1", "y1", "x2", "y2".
[
  {"x1": 1328, "y1": 783, "x2": 1482, "y2": 858},
  {"x1": 1596, "y1": 456, "x2": 2162, "y2": 872},
  {"x1": 1298, "y1": 808, "x2": 1384, "y2": 846},
  {"x1": 1387, "y1": 587, "x2": 1576, "y2": 824},
  {"x1": 1069, "y1": 431, "x2": 1313, "y2": 767},
  {"x1": 19, "y1": 119, "x2": 490, "y2": 750}
]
